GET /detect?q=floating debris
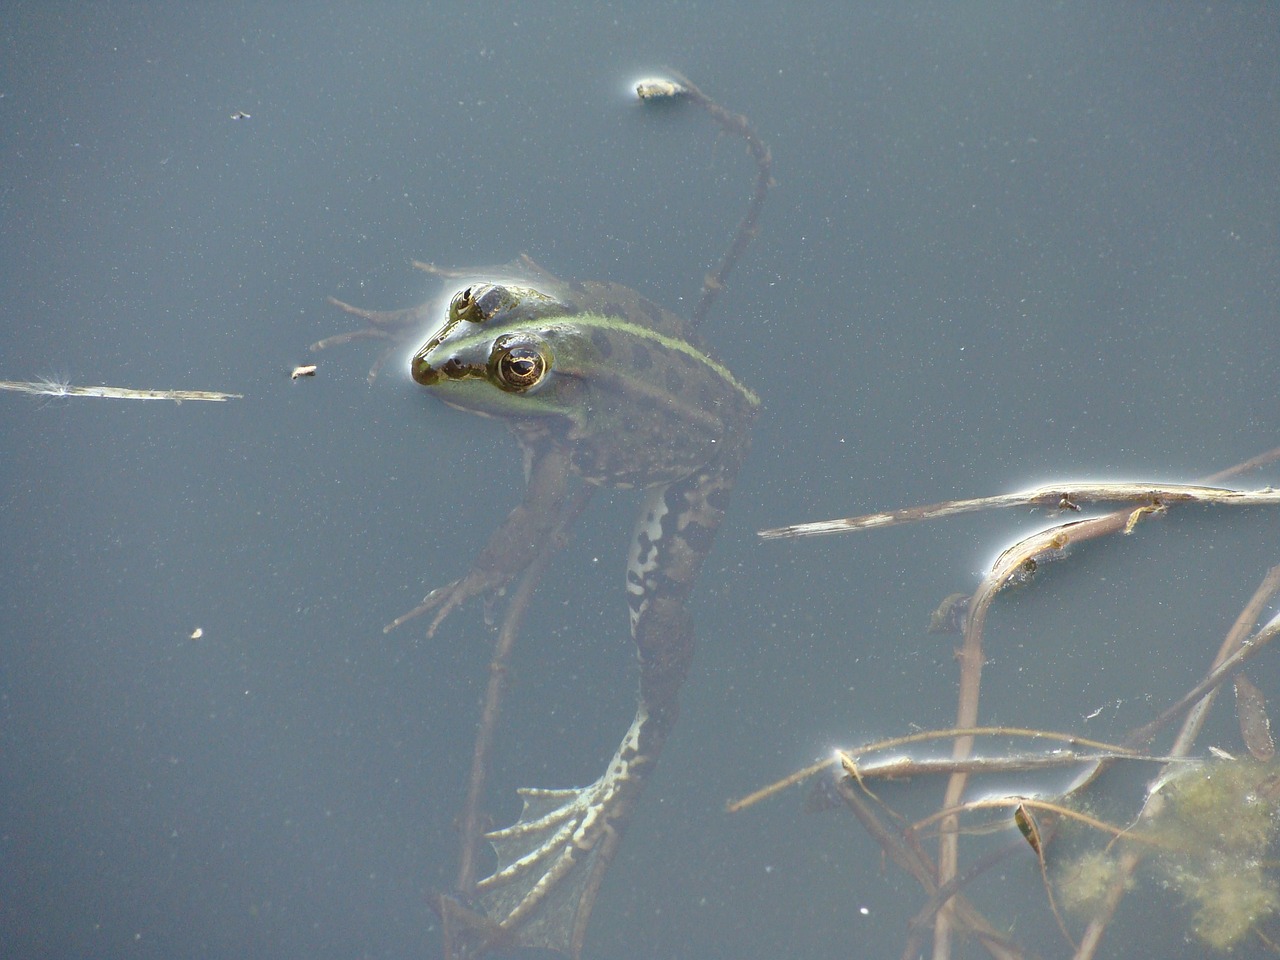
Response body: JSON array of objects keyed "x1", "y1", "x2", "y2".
[
  {"x1": 0, "y1": 379, "x2": 241, "y2": 402},
  {"x1": 928, "y1": 592, "x2": 971, "y2": 634},
  {"x1": 635, "y1": 77, "x2": 687, "y2": 101},
  {"x1": 1014, "y1": 802, "x2": 1044, "y2": 855},
  {"x1": 290, "y1": 364, "x2": 317, "y2": 380},
  {"x1": 1234, "y1": 673, "x2": 1275, "y2": 761},
  {"x1": 231, "y1": 110, "x2": 251, "y2": 120}
]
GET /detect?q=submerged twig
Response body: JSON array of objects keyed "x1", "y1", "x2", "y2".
[
  {"x1": 453, "y1": 486, "x2": 595, "y2": 898},
  {"x1": 831, "y1": 776, "x2": 1027, "y2": 960},
  {"x1": 636, "y1": 75, "x2": 773, "y2": 328}
]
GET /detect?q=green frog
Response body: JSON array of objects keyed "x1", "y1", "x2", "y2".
[{"x1": 315, "y1": 78, "x2": 769, "y2": 959}]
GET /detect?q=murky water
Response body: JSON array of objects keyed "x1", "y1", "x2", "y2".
[{"x1": 4, "y1": 4, "x2": 1278, "y2": 957}]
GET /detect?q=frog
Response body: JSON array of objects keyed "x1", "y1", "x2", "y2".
[{"x1": 314, "y1": 78, "x2": 770, "y2": 959}]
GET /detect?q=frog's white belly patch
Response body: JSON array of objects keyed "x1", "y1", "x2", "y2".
[{"x1": 626, "y1": 486, "x2": 669, "y2": 633}]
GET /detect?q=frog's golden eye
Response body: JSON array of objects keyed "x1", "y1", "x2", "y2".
[
  {"x1": 473, "y1": 285, "x2": 509, "y2": 320},
  {"x1": 452, "y1": 284, "x2": 511, "y2": 324},
  {"x1": 490, "y1": 338, "x2": 549, "y2": 392},
  {"x1": 451, "y1": 287, "x2": 484, "y2": 323}
]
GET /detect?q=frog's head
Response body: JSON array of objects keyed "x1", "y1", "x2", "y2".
[{"x1": 410, "y1": 283, "x2": 576, "y2": 417}]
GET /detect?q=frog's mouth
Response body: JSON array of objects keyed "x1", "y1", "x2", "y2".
[
  {"x1": 410, "y1": 317, "x2": 468, "y2": 384},
  {"x1": 411, "y1": 351, "x2": 480, "y2": 386},
  {"x1": 410, "y1": 282, "x2": 521, "y2": 386}
]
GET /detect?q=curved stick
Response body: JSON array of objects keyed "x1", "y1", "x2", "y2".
[{"x1": 637, "y1": 76, "x2": 773, "y2": 328}]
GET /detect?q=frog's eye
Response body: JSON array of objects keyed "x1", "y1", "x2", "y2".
[
  {"x1": 474, "y1": 286, "x2": 509, "y2": 320},
  {"x1": 449, "y1": 288, "x2": 475, "y2": 320},
  {"x1": 490, "y1": 337, "x2": 549, "y2": 392},
  {"x1": 451, "y1": 284, "x2": 511, "y2": 324}
]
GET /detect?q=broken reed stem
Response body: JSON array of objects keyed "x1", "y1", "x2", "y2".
[
  {"x1": 663, "y1": 76, "x2": 774, "y2": 329},
  {"x1": 1173, "y1": 566, "x2": 1280, "y2": 753},
  {"x1": 928, "y1": 508, "x2": 1085, "y2": 959},
  {"x1": 726, "y1": 726, "x2": 1141, "y2": 814},
  {"x1": 759, "y1": 482, "x2": 1280, "y2": 540},
  {"x1": 933, "y1": 568, "x2": 991, "y2": 960},
  {"x1": 1202, "y1": 443, "x2": 1280, "y2": 484},
  {"x1": 903, "y1": 837, "x2": 1030, "y2": 960}
]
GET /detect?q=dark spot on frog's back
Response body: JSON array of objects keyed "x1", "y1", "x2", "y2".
[
  {"x1": 704, "y1": 484, "x2": 733, "y2": 513},
  {"x1": 640, "y1": 298, "x2": 664, "y2": 326},
  {"x1": 590, "y1": 327, "x2": 613, "y2": 359},
  {"x1": 665, "y1": 367, "x2": 684, "y2": 394},
  {"x1": 631, "y1": 342, "x2": 654, "y2": 370}
]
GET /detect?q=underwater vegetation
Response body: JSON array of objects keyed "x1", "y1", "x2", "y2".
[{"x1": 1059, "y1": 758, "x2": 1280, "y2": 952}]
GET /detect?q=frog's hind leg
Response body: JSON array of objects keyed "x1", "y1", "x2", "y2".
[{"x1": 458, "y1": 708, "x2": 659, "y2": 959}]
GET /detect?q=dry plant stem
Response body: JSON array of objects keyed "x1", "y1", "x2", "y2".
[
  {"x1": 931, "y1": 510, "x2": 1145, "y2": 959},
  {"x1": 725, "y1": 757, "x2": 831, "y2": 812},
  {"x1": 853, "y1": 750, "x2": 1168, "y2": 781},
  {"x1": 1121, "y1": 573, "x2": 1280, "y2": 753},
  {"x1": 832, "y1": 778, "x2": 1026, "y2": 960},
  {"x1": 1173, "y1": 566, "x2": 1280, "y2": 750},
  {"x1": 1072, "y1": 564, "x2": 1280, "y2": 960},
  {"x1": 727, "y1": 726, "x2": 1141, "y2": 813},
  {"x1": 761, "y1": 442, "x2": 1280, "y2": 541},
  {"x1": 759, "y1": 482, "x2": 1280, "y2": 540},
  {"x1": 911, "y1": 796, "x2": 1163, "y2": 848},
  {"x1": 905, "y1": 838, "x2": 1030, "y2": 960},
  {"x1": 454, "y1": 487, "x2": 595, "y2": 895},
  {"x1": 932, "y1": 551, "x2": 1001, "y2": 959},
  {"x1": 856, "y1": 725, "x2": 1139, "y2": 758},
  {"x1": 762, "y1": 442, "x2": 1280, "y2": 542},
  {"x1": 1202, "y1": 443, "x2": 1280, "y2": 483}
]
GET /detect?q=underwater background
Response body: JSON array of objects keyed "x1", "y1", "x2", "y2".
[{"x1": 3, "y1": 3, "x2": 1278, "y2": 958}]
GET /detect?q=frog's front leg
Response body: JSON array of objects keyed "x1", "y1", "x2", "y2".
[
  {"x1": 312, "y1": 297, "x2": 439, "y2": 382},
  {"x1": 387, "y1": 442, "x2": 578, "y2": 636}
]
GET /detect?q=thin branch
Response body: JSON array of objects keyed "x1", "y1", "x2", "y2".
[
  {"x1": 454, "y1": 486, "x2": 594, "y2": 896},
  {"x1": 759, "y1": 482, "x2": 1280, "y2": 540},
  {"x1": 726, "y1": 726, "x2": 1144, "y2": 814},
  {"x1": 636, "y1": 75, "x2": 773, "y2": 329},
  {"x1": 832, "y1": 777, "x2": 1026, "y2": 960}
]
